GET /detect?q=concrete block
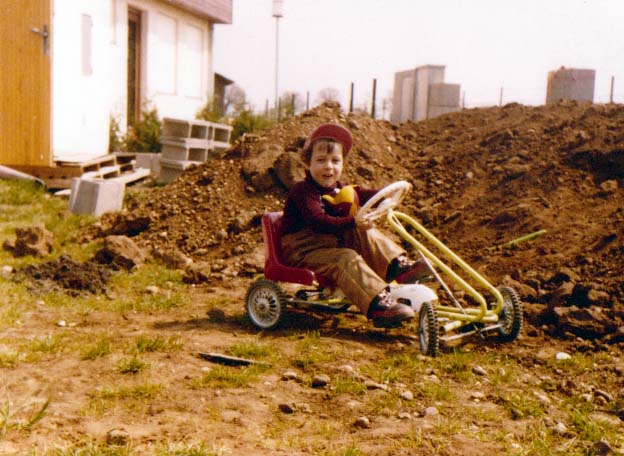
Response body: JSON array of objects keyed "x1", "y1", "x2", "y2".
[
  {"x1": 134, "y1": 153, "x2": 161, "y2": 174},
  {"x1": 69, "y1": 178, "x2": 125, "y2": 216},
  {"x1": 157, "y1": 158, "x2": 202, "y2": 184},
  {"x1": 161, "y1": 139, "x2": 209, "y2": 162},
  {"x1": 162, "y1": 117, "x2": 210, "y2": 139},
  {"x1": 546, "y1": 67, "x2": 595, "y2": 104},
  {"x1": 428, "y1": 83, "x2": 460, "y2": 107}
]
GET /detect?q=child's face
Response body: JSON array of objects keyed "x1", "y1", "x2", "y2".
[{"x1": 308, "y1": 140, "x2": 344, "y2": 188}]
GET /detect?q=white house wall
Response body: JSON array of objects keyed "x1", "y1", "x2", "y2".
[
  {"x1": 127, "y1": 0, "x2": 213, "y2": 121},
  {"x1": 52, "y1": 0, "x2": 215, "y2": 161},
  {"x1": 52, "y1": 0, "x2": 114, "y2": 160}
]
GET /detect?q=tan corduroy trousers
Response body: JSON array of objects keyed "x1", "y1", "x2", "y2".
[{"x1": 281, "y1": 228, "x2": 405, "y2": 315}]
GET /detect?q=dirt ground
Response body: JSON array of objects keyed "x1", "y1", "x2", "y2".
[{"x1": 3, "y1": 101, "x2": 624, "y2": 454}]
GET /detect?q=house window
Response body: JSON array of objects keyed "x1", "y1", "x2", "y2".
[
  {"x1": 154, "y1": 13, "x2": 177, "y2": 94},
  {"x1": 180, "y1": 23, "x2": 203, "y2": 98},
  {"x1": 81, "y1": 14, "x2": 93, "y2": 76}
]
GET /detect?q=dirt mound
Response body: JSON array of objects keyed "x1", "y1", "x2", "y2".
[
  {"x1": 16, "y1": 254, "x2": 112, "y2": 295},
  {"x1": 96, "y1": 100, "x2": 624, "y2": 341}
]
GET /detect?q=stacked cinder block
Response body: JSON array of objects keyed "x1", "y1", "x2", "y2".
[{"x1": 158, "y1": 117, "x2": 233, "y2": 183}]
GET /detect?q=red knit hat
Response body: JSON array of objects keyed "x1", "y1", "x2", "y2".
[{"x1": 303, "y1": 123, "x2": 353, "y2": 156}]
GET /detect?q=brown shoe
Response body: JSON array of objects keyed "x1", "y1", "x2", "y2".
[
  {"x1": 368, "y1": 290, "x2": 415, "y2": 328},
  {"x1": 387, "y1": 256, "x2": 432, "y2": 284}
]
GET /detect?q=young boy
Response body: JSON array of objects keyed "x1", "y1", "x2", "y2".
[{"x1": 281, "y1": 123, "x2": 426, "y2": 328}]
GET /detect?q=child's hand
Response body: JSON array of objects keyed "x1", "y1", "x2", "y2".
[{"x1": 355, "y1": 216, "x2": 373, "y2": 231}]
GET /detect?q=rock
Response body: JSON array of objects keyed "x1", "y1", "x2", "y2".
[
  {"x1": 346, "y1": 400, "x2": 362, "y2": 410},
  {"x1": 553, "y1": 422, "x2": 567, "y2": 435},
  {"x1": 599, "y1": 179, "x2": 618, "y2": 194},
  {"x1": 551, "y1": 305, "x2": 616, "y2": 339},
  {"x1": 424, "y1": 406, "x2": 439, "y2": 417},
  {"x1": 337, "y1": 365, "x2": 354, "y2": 375},
  {"x1": 241, "y1": 143, "x2": 284, "y2": 191},
  {"x1": 56, "y1": 320, "x2": 66, "y2": 327},
  {"x1": 592, "y1": 439, "x2": 614, "y2": 456},
  {"x1": 273, "y1": 152, "x2": 306, "y2": 189},
  {"x1": 106, "y1": 428, "x2": 130, "y2": 446},
  {"x1": 145, "y1": 285, "x2": 160, "y2": 294},
  {"x1": 278, "y1": 403, "x2": 295, "y2": 414},
  {"x1": 550, "y1": 267, "x2": 580, "y2": 284},
  {"x1": 555, "y1": 352, "x2": 571, "y2": 361},
  {"x1": 364, "y1": 380, "x2": 388, "y2": 391},
  {"x1": 311, "y1": 374, "x2": 330, "y2": 388},
  {"x1": 501, "y1": 275, "x2": 538, "y2": 301},
  {"x1": 228, "y1": 210, "x2": 256, "y2": 234},
  {"x1": 550, "y1": 282, "x2": 574, "y2": 306},
  {"x1": 94, "y1": 235, "x2": 145, "y2": 270},
  {"x1": 400, "y1": 390, "x2": 414, "y2": 401},
  {"x1": 594, "y1": 389, "x2": 613, "y2": 402},
  {"x1": 347, "y1": 119, "x2": 360, "y2": 130},
  {"x1": 152, "y1": 248, "x2": 192, "y2": 270},
  {"x1": 4, "y1": 224, "x2": 54, "y2": 257},
  {"x1": 353, "y1": 416, "x2": 371, "y2": 428},
  {"x1": 281, "y1": 371, "x2": 300, "y2": 382},
  {"x1": 182, "y1": 262, "x2": 212, "y2": 284},
  {"x1": 397, "y1": 411, "x2": 412, "y2": 420},
  {"x1": 1, "y1": 265, "x2": 14, "y2": 278},
  {"x1": 587, "y1": 289, "x2": 611, "y2": 306},
  {"x1": 470, "y1": 391, "x2": 486, "y2": 401},
  {"x1": 472, "y1": 366, "x2": 487, "y2": 376}
]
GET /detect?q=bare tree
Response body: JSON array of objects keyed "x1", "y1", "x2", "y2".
[
  {"x1": 279, "y1": 91, "x2": 306, "y2": 117},
  {"x1": 316, "y1": 87, "x2": 341, "y2": 104},
  {"x1": 224, "y1": 84, "x2": 247, "y2": 115}
]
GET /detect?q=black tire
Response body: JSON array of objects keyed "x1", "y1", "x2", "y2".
[
  {"x1": 245, "y1": 279, "x2": 285, "y2": 330},
  {"x1": 418, "y1": 301, "x2": 439, "y2": 357},
  {"x1": 497, "y1": 286, "x2": 523, "y2": 342}
]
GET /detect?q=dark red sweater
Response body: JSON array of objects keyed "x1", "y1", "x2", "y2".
[{"x1": 281, "y1": 172, "x2": 377, "y2": 235}]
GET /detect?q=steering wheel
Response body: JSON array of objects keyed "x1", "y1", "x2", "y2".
[{"x1": 355, "y1": 181, "x2": 412, "y2": 223}]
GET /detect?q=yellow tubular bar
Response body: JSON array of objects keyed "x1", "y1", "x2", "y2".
[{"x1": 387, "y1": 211, "x2": 504, "y2": 320}]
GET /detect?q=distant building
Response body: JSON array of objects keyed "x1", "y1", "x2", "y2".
[
  {"x1": 214, "y1": 73, "x2": 234, "y2": 116},
  {"x1": 391, "y1": 65, "x2": 460, "y2": 123},
  {"x1": 546, "y1": 67, "x2": 595, "y2": 104}
]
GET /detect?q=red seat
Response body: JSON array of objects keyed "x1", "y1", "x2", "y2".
[{"x1": 261, "y1": 212, "x2": 331, "y2": 287}]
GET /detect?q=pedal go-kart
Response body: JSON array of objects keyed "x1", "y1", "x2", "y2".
[{"x1": 245, "y1": 181, "x2": 523, "y2": 357}]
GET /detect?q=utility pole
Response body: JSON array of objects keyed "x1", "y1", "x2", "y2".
[
  {"x1": 306, "y1": 91, "x2": 310, "y2": 111},
  {"x1": 349, "y1": 83, "x2": 354, "y2": 113},
  {"x1": 499, "y1": 87, "x2": 503, "y2": 107},
  {"x1": 272, "y1": 0, "x2": 283, "y2": 121},
  {"x1": 371, "y1": 78, "x2": 377, "y2": 119},
  {"x1": 610, "y1": 76, "x2": 615, "y2": 103}
]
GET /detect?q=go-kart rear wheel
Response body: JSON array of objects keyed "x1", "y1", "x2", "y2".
[
  {"x1": 245, "y1": 279, "x2": 285, "y2": 330},
  {"x1": 418, "y1": 301, "x2": 439, "y2": 357},
  {"x1": 497, "y1": 286, "x2": 523, "y2": 342}
]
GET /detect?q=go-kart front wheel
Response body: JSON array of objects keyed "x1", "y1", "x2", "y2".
[
  {"x1": 497, "y1": 286, "x2": 523, "y2": 342},
  {"x1": 418, "y1": 301, "x2": 439, "y2": 357},
  {"x1": 245, "y1": 279, "x2": 286, "y2": 330}
]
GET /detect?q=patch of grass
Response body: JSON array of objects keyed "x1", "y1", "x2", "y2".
[
  {"x1": 570, "y1": 408, "x2": 621, "y2": 445},
  {"x1": 52, "y1": 441, "x2": 133, "y2": 455},
  {"x1": 116, "y1": 356, "x2": 148, "y2": 374},
  {"x1": 333, "y1": 377, "x2": 367, "y2": 397},
  {"x1": 227, "y1": 340, "x2": 281, "y2": 363},
  {"x1": 500, "y1": 391, "x2": 547, "y2": 419},
  {"x1": 195, "y1": 365, "x2": 266, "y2": 389},
  {"x1": 81, "y1": 334, "x2": 113, "y2": 360},
  {"x1": 88, "y1": 382, "x2": 162, "y2": 416},
  {"x1": 0, "y1": 395, "x2": 50, "y2": 436},
  {"x1": 22, "y1": 333, "x2": 67, "y2": 361},
  {"x1": 134, "y1": 334, "x2": 183, "y2": 353},
  {"x1": 291, "y1": 331, "x2": 335, "y2": 372},
  {"x1": 0, "y1": 349, "x2": 20, "y2": 368},
  {"x1": 0, "y1": 301, "x2": 21, "y2": 328},
  {"x1": 416, "y1": 380, "x2": 455, "y2": 402},
  {"x1": 155, "y1": 442, "x2": 229, "y2": 456}
]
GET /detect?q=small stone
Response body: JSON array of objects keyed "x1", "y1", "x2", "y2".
[
  {"x1": 553, "y1": 422, "x2": 567, "y2": 435},
  {"x1": 465, "y1": 171, "x2": 474, "y2": 179},
  {"x1": 470, "y1": 391, "x2": 486, "y2": 401},
  {"x1": 397, "y1": 411, "x2": 412, "y2": 420},
  {"x1": 1, "y1": 265, "x2": 13, "y2": 278},
  {"x1": 346, "y1": 400, "x2": 362, "y2": 410},
  {"x1": 510, "y1": 408, "x2": 523, "y2": 420},
  {"x1": 594, "y1": 389, "x2": 613, "y2": 403},
  {"x1": 592, "y1": 439, "x2": 613, "y2": 456},
  {"x1": 581, "y1": 393, "x2": 593, "y2": 402},
  {"x1": 472, "y1": 366, "x2": 487, "y2": 376},
  {"x1": 400, "y1": 390, "x2": 414, "y2": 401},
  {"x1": 278, "y1": 403, "x2": 295, "y2": 414},
  {"x1": 281, "y1": 371, "x2": 300, "y2": 382},
  {"x1": 354, "y1": 416, "x2": 371, "y2": 428},
  {"x1": 338, "y1": 365, "x2": 354, "y2": 375},
  {"x1": 56, "y1": 320, "x2": 66, "y2": 327},
  {"x1": 534, "y1": 393, "x2": 551, "y2": 405},
  {"x1": 106, "y1": 428, "x2": 130, "y2": 446},
  {"x1": 424, "y1": 374, "x2": 440, "y2": 384},
  {"x1": 556, "y1": 352, "x2": 571, "y2": 361},
  {"x1": 296, "y1": 402, "x2": 312, "y2": 413},
  {"x1": 311, "y1": 374, "x2": 330, "y2": 388},
  {"x1": 364, "y1": 380, "x2": 388, "y2": 391},
  {"x1": 424, "y1": 406, "x2": 439, "y2": 417},
  {"x1": 145, "y1": 285, "x2": 160, "y2": 294}
]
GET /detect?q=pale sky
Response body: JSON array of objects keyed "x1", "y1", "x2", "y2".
[{"x1": 213, "y1": 0, "x2": 624, "y2": 116}]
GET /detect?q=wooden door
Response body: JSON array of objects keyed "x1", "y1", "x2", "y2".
[
  {"x1": 0, "y1": 0, "x2": 52, "y2": 167},
  {"x1": 127, "y1": 8, "x2": 142, "y2": 127}
]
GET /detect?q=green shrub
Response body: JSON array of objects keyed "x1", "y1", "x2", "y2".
[
  {"x1": 124, "y1": 106, "x2": 162, "y2": 153},
  {"x1": 231, "y1": 110, "x2": 274, "y2": 141},
  {"x1": 196, "y1": 98, "x2": 223, "y2": 123}
]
